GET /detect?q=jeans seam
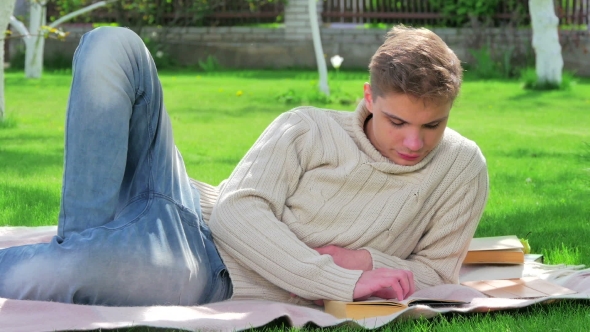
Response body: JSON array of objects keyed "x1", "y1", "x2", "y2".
[
  {"x1": 152, "y1": 192, "x2": 201, "y2": 226},
  {"x1": 112, "y1": 192, "x2": 150, "y2": 220},
  {"x1": 59, "y1": 33, "x2": 89, "y2": 237},
  {"x1": 59, "y1": 106, "x2": 72, "y2": 238},
  {"x1": 141, "y1": 90, "x2": 156, "y2": 213},
  {"x1": 97, "y1": 192, "x2": 154, "y2": 232}
]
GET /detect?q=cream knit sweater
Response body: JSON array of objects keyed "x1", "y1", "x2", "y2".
[{"x1": 197, "y1": 101, "x2": 488, "y2": 306}]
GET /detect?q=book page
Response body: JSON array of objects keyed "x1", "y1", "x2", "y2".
[{"x1": 468, "y1": 235, "x2": 524, "y2": 251}]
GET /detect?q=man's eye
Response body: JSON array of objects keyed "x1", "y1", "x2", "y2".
[
  {"x1": 390, "y1": 121, "x2": 404, "y2": 127},
  {"x1": 424, "y1": 123, "x2": 440, "y2": 129}
]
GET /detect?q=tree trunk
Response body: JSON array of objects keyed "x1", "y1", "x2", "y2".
[
  {"x1": 19, "y1": 0, "x2": 113, "y2": 80},
  {"x1": 25, "y1": 0, "x2": 46, "y2": 79},
  {"x1": 309, "y1": 0, "x2": 329, "y2": 96},
  {"x1": 529, "y1": 0, "x2": 563, "y2": 86},
  {"x1": 1, "y1": 0, "x2": 18, "y2": 120}
]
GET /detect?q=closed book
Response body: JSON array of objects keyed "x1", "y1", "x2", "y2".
[
  {"x1": 459, "y1": 263, "x2": 525, "y2": 282},
  {"x1": 459, "y1": 254, "x2": 544, "y2": 282},
  {"x1": 463, "y1": 235, "x2": 524, "y2": 264},
  {"x1": 324, "y1": 298, "x2": 469, "y2": 320}
]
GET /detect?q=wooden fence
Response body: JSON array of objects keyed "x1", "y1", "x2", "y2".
[
  {"x1": 322, "y1": 0, "x2": 590, "y2": 27},
  {"x1": 47, "y1": 0, "x2": 589, "y2": 27},
  {"x1": 46, "y1": 0, "x2": 285, "y2": 27}
]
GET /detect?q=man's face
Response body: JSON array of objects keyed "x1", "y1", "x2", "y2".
[{"x1": 363, "y1": 84, "x2": 451, "y2": 166}]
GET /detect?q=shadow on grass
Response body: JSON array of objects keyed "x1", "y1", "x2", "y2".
[
  {"x1": 506, "y1": 88, "x2": 573, "y2": 102},
  {"x1": 495, "y1": 148, "x2": 578, "y2": 160},
  {"x1": 0, "y1": 132, "x2": 62, "y2": 142},
  {"x1": 581, "y1": 142, "x2": 590, "y2": 162},
  {"x1": 171, "y1": 105, "x2": 286, "y2": 121},
  {"x1": 0, "y1": 148, "x2": 63, "y2": 177}
]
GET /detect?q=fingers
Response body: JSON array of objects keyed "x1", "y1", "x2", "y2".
[
  {"x1": 376, "y1": 274, "x2": 405, "y2": 301},
  {"x1": 397, "y1": 269, "x2": 415, "y2": 299},
  {"x1": 374, "y1": 268, "x2": 414, "y2": 300},
  {"x1": 354, "y1": 268, "x2": 415, "y2": 301},
  {"x1": 407, "y1": 270, "x2": 415, "y2": 295}
]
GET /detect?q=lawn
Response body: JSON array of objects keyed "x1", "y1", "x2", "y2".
[{"x1": 1, "y1": 70, "x2": 589, "y2": 331}]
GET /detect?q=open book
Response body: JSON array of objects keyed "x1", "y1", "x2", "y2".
[
  {"x1": 324, "y1": 298, "x2": 469, "y2": 319},
  {"x1": 463, "y1": 235, "x2": 525, "y2": 264}
]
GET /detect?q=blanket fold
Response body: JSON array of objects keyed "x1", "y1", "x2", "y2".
[{"x1": 1, "y1": 226, "x2": 588, "y2": 331}]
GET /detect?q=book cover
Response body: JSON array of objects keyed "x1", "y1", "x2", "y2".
[
  {"x1": 459, "y1": 263, "x2": 525, "y2": 282},
  {"x1": 463, "y1": 235, "x2": 525, "y2": 264},
  {"x1": 324, "y1": 298, "x2": 469, "y2": 319}
]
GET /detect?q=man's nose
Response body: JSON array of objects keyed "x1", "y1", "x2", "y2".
[{"x1": 403, "y1": 131, "x2": 424, "y2": 151}]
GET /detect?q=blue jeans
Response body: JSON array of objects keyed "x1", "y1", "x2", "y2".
[{"x1": 0, "y1": 27, "x2": 231, "y2": 306}]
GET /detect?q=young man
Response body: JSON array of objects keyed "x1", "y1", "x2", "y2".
[{"x1": 0, "y1": 25, "x2": 488, "y2": 307}]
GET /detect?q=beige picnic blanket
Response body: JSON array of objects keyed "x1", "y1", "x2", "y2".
[{"x1": 1, "y1": 226, "x2": 589, "y2": 332}]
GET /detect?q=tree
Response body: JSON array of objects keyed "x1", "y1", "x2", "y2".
[
  {"x1": 1, "y1": 0, "x2": 17, "y2": 121},
  {"x1": 9, "y1": 0, "x2": 114, "y2": 79},
  {"x1": 308, "y1": 0, "x2": 328, "y2": 96},
  {"x1": 528, "y1": 0, "x2": 563, "y2": 87}
]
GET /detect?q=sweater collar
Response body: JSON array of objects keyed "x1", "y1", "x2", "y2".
[{"x1": 351, "y1": 100, "x2": 443, "y2": 174}]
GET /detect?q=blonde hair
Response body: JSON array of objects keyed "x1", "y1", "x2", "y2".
[{"x1": 369, "y1": 25, "x2": 463, "y2": 104}]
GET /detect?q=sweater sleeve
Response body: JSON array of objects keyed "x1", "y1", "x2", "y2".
[
  {"x1": 208, "y1": 110, "x2": 362, "y2": 302},
  {"x1": 362, "y1": 165, "x2": 489, "y2": 290}
]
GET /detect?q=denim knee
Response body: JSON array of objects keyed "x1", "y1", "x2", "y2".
[
  {"x1": 73, "y1": 27, "x2": 148, "y2": 75},
  {"x1": 81, "y1": 26, "x2": 145, "y2": 54}
]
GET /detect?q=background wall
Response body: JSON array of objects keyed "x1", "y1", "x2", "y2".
[
  {"x1": 19, "y1": 25, "x2": 588, "y2": 77},
  {"x1": 8, "y1": 0, "x2": 590, "y2": 76}
]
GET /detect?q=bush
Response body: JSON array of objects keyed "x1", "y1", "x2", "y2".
[
  {"x1": 466, "y1": 45, "x2": 516, "y2": 79},
  {"x1": 8, "y1": 47, "x2": 26, "y2": 70},
  {"x1": 44, "y1": 53, "x2": 73, "y2": 71},
  {"x1": 6, "y1": 46, "x2": 72, "y2": 72},
  {"x1": 142, "y1": 37, "x2": 179, "y2": 70},
  {"x1": 520, "y1": 68, "x2": 575, "y2": 90},
  {"x1": 198, "y1": 55, "x2": 222, "y2": 72}
]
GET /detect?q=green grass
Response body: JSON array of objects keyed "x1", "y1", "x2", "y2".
[{"x1": 1, "y1": 70, "x2": 589, "y2": 330}]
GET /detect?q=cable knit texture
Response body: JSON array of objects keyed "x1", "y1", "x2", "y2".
[{"x1": 194, "y1": 101, "x2": 489, "y2": 306}]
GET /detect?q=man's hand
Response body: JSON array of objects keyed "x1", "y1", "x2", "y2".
[
  {"x1": 353, "y1": 268, "x2": 415, "y2": 301},
  {"x1": 314, "y1": 245, "x2": 373, "y2": 271}
]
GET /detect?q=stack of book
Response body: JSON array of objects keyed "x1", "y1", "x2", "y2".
[
  {"x1": 459, "y1": 235, "x2": 577, "y2": 299},
  {"x1": 322, "y1": 235, "x2": 574, "y2": 320},
  {"x1": 459, "y1": 235, "x2": 542, "y2": 283}
]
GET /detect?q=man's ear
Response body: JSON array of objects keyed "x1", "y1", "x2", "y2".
[{"x1": 363, "y1": 83, "x2": 374, "y2": 113}]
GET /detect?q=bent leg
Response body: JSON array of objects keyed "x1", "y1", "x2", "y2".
[
  {"x1": 58, "y1": 26, "x2": 197, "y2": 238},
  {"x1": 0, "y1": 27, "x2": 230, "y2": 305}
]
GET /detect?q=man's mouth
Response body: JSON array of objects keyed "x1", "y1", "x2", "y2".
[{"x1": 397, "y1": 152, "x2": 420, "y2": 161}]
